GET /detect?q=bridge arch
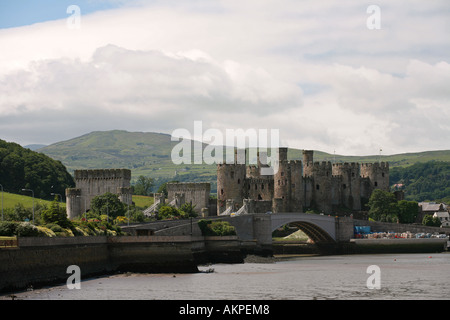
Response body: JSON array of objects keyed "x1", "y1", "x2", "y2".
[
  {"x1": 271, "y1": 213, "x2": 336, "y2": 243},
  {"x1": 274, "y1": 221, "x2": 335, "y2": 243}
]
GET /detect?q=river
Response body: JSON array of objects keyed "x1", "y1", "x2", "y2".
[{"x1": 2, "y1": 253, "x2": 449, "y2": 300}]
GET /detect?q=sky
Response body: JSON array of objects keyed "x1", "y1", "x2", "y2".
[{"x1": 0, "y1": 0, "x2": 449, "y2": 156}]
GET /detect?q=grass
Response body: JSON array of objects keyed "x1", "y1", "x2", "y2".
[
  {"x1": 0, "y1": 192, "x2": 63, "y2": 210},
  {"x1": 273, "y1": 230, "x2": 310, "y2": 242},
  {"x1": 132, "y1": 195, "x2": 154, "y2": 209},
  {"x1": 0, "y1": 191, "x2": 154, "y2": 210}
]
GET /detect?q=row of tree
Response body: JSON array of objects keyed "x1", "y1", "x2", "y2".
[
  {"x1": 0, "y1": 139, "x2": 75, "y2": 199},
  {"x1": 367, "y1": 189, "x2": 445, "y2": 226},
  {"x1": 390, "y1": 160, "x2": 450, "y2": 203},
  {"x1": 368, "y1": 189, "x2": 419, "y2": 223}
]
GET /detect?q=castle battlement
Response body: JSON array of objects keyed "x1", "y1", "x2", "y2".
[
  {"x1": 65, "y1": 188, "x2": 81, "y2": 196},
  {"x1": 74, "y1": 169, "x2": 131, "y2": 180},
  {"x1": 167, "y1": 182, "x2": 211, "y2": 191},
  {"x1": 360, "y1": 162, "x2": 389, "y2": 169},
  {"x1": 217, "y1": 163, "x2": 245, "y2": 168},
  {"x1": 332, "y1": 162, "x2": 359, "y2": 169}
]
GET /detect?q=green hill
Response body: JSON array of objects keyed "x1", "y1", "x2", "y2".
[
  {"x1": 0, "y1": 191, "x2": 65, "y2": 210},
  {"x1": 37, "y1": 130, "x2": 214, "y2": 182},
  {"x1": 0, "y1": 138, "x2": 75, "y2": 199},
  {"x1": 0, "y1": 191, "x2": 152, "y2": 211},
  {"x1": 390, "y1": 161, "x2": 450, "y2": 203},
  {"x1": 37, "y1": 130, "x2": 450, "y2": 197}
]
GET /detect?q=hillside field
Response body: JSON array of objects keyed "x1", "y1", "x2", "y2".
[{"x1": 0, "y1": 191, "x2": 154, "y2": 211}]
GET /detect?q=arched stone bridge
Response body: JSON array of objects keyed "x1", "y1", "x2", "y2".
[
  {"x1": 123, "y1": 212, "x2": 353, "y2": 246},
  {"x1": 220, "y1": 213, "x2": 352, "y2": 247},
  {"x1": 122, "y1": 212, "x2": 449, "y2": 250}
]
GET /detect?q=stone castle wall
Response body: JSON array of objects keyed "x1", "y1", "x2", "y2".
[
  {"x1": 66, "y1": 169, "x2": 132, "y2": 219},
  {"x1": 167, "y1": 182, "x2": 210, "y2": 214}
]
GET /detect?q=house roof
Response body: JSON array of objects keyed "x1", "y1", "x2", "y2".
[
  {"x1": 433, "y1": 211, "x2": 449, "y2": 218},
  {"x1": 419, "y1": 202, "x2": 447, "y2": 212}
]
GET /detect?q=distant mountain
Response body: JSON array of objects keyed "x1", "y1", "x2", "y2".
[
  {"x1": 24, "y1": 144, "x2": 47, "y2": 151},
  {"x1": 37, "y1": 130, "x2": 214, "y2": 184},
  {"x1": 37, "y1": 130, "x2": 450, "y2": 195}
]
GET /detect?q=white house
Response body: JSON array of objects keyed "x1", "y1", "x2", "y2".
[{"x1": 433, "y1": 211, "x2": 450, "y2": 227}]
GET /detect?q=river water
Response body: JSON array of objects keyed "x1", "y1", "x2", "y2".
[{"x1": 2, "y1": 253, "x2": 450, "y2": 300}]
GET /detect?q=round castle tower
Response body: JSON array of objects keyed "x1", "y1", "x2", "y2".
[
  {"x1": 302, "y1": 150, "x2": 314, "y2": 177},
  {"x1": 360, "y1": 162, "x2": 390, "y2": 196},
  {"x1": 311, "y1": 161, "x2": 333, "y2": 213},
  {"x1": 65, "y1": 188, "x2": 82, "y2": 220},
  {"x1": 273, "y1": 148, "x2": 303, "y2": 212},
  {"x1": 216, "y1": 149, "x2": 247, "y2": 214},
  {"x1": 332, "y1": 162, "x2": 361, "y2": 211}
]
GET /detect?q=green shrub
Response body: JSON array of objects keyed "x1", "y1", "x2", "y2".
[
  {"x1": 198, "y1": 219, "x2": 213, "y2": 235},
  {"x1": 179, "y1": 203, "x2": 197, "y2": 218},
  {"x1": 45, "y1": 223, "x2": 64, "y2": 233},
  {"x1": 198, "y1": 219, "x2": 236, "y2": 236},
  {"x1": 157, "y1": 206, "x2": 182, "y2": 220},
  {"x1": 15, "y1": 222, "x2": 40, "y2": 237},
  {"x1": 209, "y1": 221, "x2": 236, "y2": 236},
  {"x1": 36, "y1": 226, "x2": 56, "y2": 237},
  {"x1": 0, "y1": 221, "x2": 19, "y2": 236}
]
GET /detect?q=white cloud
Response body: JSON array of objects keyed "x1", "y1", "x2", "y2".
[
  {"x1": 0, "y1": 0, "x2": 449, "y2": 155},
  {"x1": 0, "y1": 44, "x2": 303, "y2": 143}
]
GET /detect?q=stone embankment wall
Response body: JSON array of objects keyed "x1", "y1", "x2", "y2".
[{"x1": 0, "y1": 236, "x2": 241, "y2": 293}]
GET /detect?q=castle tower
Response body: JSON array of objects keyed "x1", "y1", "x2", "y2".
[
  {"x1": 65, "y1": 169, "x2": 132, "y2": 219},
  {"x1": 274, "y1": 147, "x2": 290, "y2": 212},
  {"x1": 332, "y1": 163, "x2": 361, "y2": 210},
  {"x1": 288, "y1": 160, "x2": 303, "y2": 212},
  {"x1": 216, "y1": 149, "x2": 247, "y2": 214},
  {"x1": 311, "y1": 161, "x2": 333, "y2": 213},
  {"x1": 302, "y1": 150, "x2": 314, "y2": 177},
  {"x1": 118, "y1": 187, "x2": 133, "y2": 207},
  {"x1": 360, "y1": 162, "x2": 390, "y2": 199},
  {"x1": 273, "y1": 148, "x2": 303, "y2": 212},
  {"x1": 65, "y1": 188, "x2": 82, "y2": 220}
]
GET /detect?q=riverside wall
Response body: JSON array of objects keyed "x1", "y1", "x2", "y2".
[{"x1": 0, "y1": 235, "x2": 242, "y2": 293}]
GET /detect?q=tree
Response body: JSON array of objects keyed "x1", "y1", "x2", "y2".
[
  {"x1": 133, "y1": 175, "x2": 154, "y2": 196},
  {"x1": 90, "y1": 192, "x2": 126, "y2": 220},
  {"x1": 41, "y1": 196, "x2": 72, "y2": 228},
  {"x1": 0, "y1": 139, "x2": 75, "y2": 199},
  {"x1": 367, "y1": 189, "x2": 398, "y2": 221},
  {"x1": 157, "y1": 205, "x2": 182, "y2": 220},
  {"x1": 397, "y1": 200, "x2": 418, "y2": 224},
  {"x1": 390, "y1": 161, "x2": 450, "y2": 202},
  {"x1": 422, "y1": 214, "x2": 441, "y2": 227},
  {"x1": 180, "y1": 203, "x2": 198, "y2": 218}
]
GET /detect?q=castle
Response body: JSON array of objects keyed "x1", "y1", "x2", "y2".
[
  {"x1": 64, "y1": 149, "x2": 389, "y2": 219},
  {"x1": 66, "y1": 169, "x2": 133, "y2": 219},
  {"x1": 217, "y1": 148, "x2": 389, "y2": 215}
]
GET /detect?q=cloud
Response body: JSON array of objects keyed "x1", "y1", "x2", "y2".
[
  {"x1": 0, "y1": 44, "x2": 303, "y2": 144},
  {"x1": 0, "y1": 0, "x2": 449, "y2": 155}
]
